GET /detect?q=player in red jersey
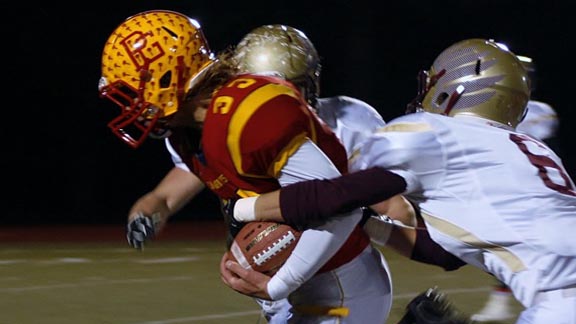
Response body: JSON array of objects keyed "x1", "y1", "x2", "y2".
[{"x1": 99, "y1": 10, "x2": 392, "y2": 323}]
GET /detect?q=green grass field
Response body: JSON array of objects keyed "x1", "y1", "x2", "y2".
[{"x1": 0, "y1": 222, "x2": 523, "y2": 323}]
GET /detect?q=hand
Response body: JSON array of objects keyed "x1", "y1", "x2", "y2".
[
  {"x1": 397, "y1": 287, "x2": 473, "y2": 324},
  {"x1": 219, "y1": 252, "x2": 272, "y2": 300},
  {"x1": 126, "y1": 212, "x2": 160, "y2": 250}
]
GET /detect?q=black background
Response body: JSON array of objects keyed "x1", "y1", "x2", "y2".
[{"x1": 7, "y1": 0, "x2": 575, "y2": 225}]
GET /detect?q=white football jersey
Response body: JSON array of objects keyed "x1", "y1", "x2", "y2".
[
  {"x1": 316, "y1": 96, "x2": 386, "y2": 158},
  {"x1": 351, "y1": 112, "x2": 576, "y2": 307},
  {"x1": 516, "y1": 100, "x2": 559, "y2": 141}
]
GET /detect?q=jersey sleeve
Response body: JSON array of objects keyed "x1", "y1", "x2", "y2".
[
  {"x1": 316, "y1": 96, "x2": 387, "y2": 160},
  {"x1": 352, "y1": 113, "x2": 444, "y2": 194},
  {"x1": 267, "y1": 139, "x2": 363, "y2": 300},
  {"x1": 165, "y1": 138, "x2": 189, "y2": 171}
]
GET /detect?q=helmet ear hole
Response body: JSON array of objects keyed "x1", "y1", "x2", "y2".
[{"x1": 435, "y1": 93, "x2": 449, "y2": 106}]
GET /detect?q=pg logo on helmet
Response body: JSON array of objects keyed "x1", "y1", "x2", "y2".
[
  {"x1": 99, "y1": 10, "x2": 215, "y2": 148},
  {"x1": 120, "y1": 31, "x2": 164, "y2": 71}
]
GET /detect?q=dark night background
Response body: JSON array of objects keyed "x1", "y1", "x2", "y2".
[{"x1": 7, "y1": 1, "x2": 575, "y2": 225}]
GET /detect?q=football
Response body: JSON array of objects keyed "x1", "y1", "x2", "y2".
[{"x1": 228, "y1": 221, "x2": 302, "y2": 276}]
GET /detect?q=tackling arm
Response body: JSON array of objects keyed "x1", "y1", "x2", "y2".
[
  {"x1": 234, "y1": 166, "x2": 407, "y2": 226},
  {"x1": 223, "y1": 140, "x2": 363, "y2": 300},
  {"x1": 369, "y1": 197, "x2": 465, "y2": 271},
  {"x1": 237, "y1": 179, "x2": 465, "y2": 271}
]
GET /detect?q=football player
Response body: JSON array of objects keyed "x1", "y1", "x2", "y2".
[
  {"x1": 232, "y1": 24, "x2": 404, "y2": 322},
  {"x1": 99, "y1": 12, "x2": 392, "y2": 323},
  {"x1": 472, "y1": 53, "x2": 562, "y2": 322},
  {"x1": 224, "y1": 39, "x2": 576, "y2": 324}
]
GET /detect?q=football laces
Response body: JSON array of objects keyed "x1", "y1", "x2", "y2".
[{"x1": 253, "y1": 231, "x2": 297, "y2": 266}]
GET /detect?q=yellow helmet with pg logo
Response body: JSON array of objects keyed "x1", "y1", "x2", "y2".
[{"x1": 98, "y1": 10, "x2": 215, "y2": 148}]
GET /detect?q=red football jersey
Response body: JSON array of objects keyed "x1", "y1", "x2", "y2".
[
  {"x1": 174, "y1": 74, "x2": 369, "y2": 272},
  {"x1": 201, "y1": 74, "x2": 348, "y2": 199}
]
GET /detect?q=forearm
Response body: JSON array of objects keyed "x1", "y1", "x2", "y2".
[
  {"x1": 129, "y1": 192, "x2": 171, "y2": 220},
  {"x1": 409, "y1": 216, "x2": 466, "y2": 271},
  {"x1": 385, "y1": 225, "x2": 418, "y2": 258},
  {"x1": 129, "y1": 167, "x2": 206, "y2": 227},
  {"x1": 365, "y1": 196, "x2": 465, "y2": 270},
  {"x1": 254, "y1": 191, "x2": 283, "y2": 222},
  {"x1": 267, "y1": 209, "x2": 363, "y2": 300},
  {"x1": 236, "y1": 167, "x2": 407, "y2": 227},
  {"x1": 369, "y1": 195, "x2": 418, "y2": 255},
  {"x1": 279, "y1": 167, "x2": 407, "y2": 228}
]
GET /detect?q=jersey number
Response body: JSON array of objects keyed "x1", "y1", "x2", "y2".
[{"x1": 510, "y1": 133, "x2": 575, "y2": 196}]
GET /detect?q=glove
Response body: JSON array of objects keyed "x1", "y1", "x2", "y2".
[
  {"x1": 397, "y1": 287, "x2": 473, "y2": 324},
  {"x1": 127, "y1": 213, "x2": 159, "y2": 250},
  {"x1": 221, "y1": 198, "x2": 247, "y2": 249},
  {"x1": 221, "y1": 198, "x2": 245, "y2": 239}
]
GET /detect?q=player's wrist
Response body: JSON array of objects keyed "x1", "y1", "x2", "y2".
[{"x1": 234, "y1": 197, "x2": 257, "y2": 222}]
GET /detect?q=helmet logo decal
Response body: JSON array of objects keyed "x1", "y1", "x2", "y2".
[
  {"x1": 121, "y1": 31, "x2": 164, "y2": 71},
  {"x1": 100, "y1": 10, "x2": 216, "y2": 148}
]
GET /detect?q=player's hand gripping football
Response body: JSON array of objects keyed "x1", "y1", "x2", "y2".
[
  {"x1": 220, "y1": 252, "x2": 272, "y2": 300},
  {"x1": 127, "y1": 212, "x2": 161, "y2": 250}
]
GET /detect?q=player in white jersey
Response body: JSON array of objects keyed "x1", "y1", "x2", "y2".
[
  {"x1": 223, "y1": 39, "x2": 576, "y2": 324},
  {"x1": 472, "y1": 54, "x2": 562, "y2": 322},
  {"x1": 233, "y1": 26, "x2": 474, "y2": 323}
]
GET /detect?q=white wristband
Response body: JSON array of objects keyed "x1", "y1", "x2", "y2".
[{"x1": 233, "y1": 197, "x2": 258, "y2": 222}]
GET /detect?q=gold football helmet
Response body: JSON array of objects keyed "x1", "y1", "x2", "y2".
[
  {"x1": 234, "y1": 24, "x2": 321, "y2": 106},
  {"x1": 517, "y1": 54, "x2": 537, "y2": 91},
  {"x1": 493, "y1": 40, "x2": 537, "y2": 91},
  {"x1": 420, "y1": 39, "x2": 530, "y2": 128},
  {"x1": 98, "y1": 10, "x2": 215, "y2": 148}
]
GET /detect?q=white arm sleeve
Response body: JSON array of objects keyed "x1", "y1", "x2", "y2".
[
  {"x1": 165, "y1": 138, "x2": 190, "y2": 171},
  {"x1": 266, "y1": 139, "x2": 363, "y2": 300}
]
